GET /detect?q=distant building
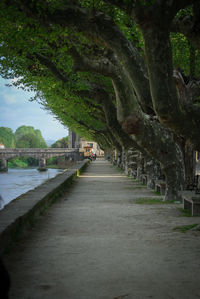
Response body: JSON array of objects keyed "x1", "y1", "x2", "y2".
[
  {"x1": 79, "y1": 138, "x2": 104, "y2": 157},
  {"x1": 68, "y1": 130, "x2": 80, "y2": 148},
  {"x1": 68, "y1": 129, "x2": 104, "y2": 157},
  {"x1": 0, "y1": 144, "x2": 5, "y2": 149}
]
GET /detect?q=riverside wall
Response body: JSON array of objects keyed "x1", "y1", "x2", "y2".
[{"x1": 0, "y1": 160, "x2": 90, "y2": 256}]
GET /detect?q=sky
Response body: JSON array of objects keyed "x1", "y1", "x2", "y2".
[{"x1": 0, "y1": 77, "x2": 68, "y2": 141}]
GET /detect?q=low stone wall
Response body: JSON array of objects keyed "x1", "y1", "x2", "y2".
[{"x1": 0, "y1": 160, "x2": 90, "y2": 256}]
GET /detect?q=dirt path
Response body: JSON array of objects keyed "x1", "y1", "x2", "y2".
[{"x1": 4, "y1": 159, "x2": 200, "y2": 299}]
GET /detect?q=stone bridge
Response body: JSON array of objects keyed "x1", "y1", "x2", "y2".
[{"x1": 0, "y1": 148, "x2": 82, "y2": 171}]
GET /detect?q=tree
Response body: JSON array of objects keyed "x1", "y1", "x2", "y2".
[
  {"x1": 51, "y1": 136, "x2": 68, "y2": 148},
  {"x1": 0, "y1": 127, "x2": 16, "y2": 148},
  {"x1": 15, "y1": 126, "x2": 47, "y2": 166},
  {"x1": 15, "y1": 126, "x2": 47, "y2": 148},
  {"x1": 0, "y1": 1, "x2": 200, "y2": 200}
]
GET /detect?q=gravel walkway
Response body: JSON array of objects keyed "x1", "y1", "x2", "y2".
[{"x1": 4, "y1": 159, "x2": 200, "y2": 299}]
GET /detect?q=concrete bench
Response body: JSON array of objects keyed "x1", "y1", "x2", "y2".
[
  {"x1": 155, "y1": 180, "x2": 166, "y2": 195},
  {"x1": 182, "y1": 191, "x2": 200, "y2": 216}
]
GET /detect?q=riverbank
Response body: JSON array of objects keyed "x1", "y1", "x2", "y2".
[
  {"x1": 0, "y1": 159, "x2": 90, "y2": 256},
  {"x1": 0, "y1": 168, "x2": 64, "y2": 208}
]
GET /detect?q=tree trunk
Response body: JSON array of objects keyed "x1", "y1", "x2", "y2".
[
  {"x1": 122, "y1": 114, "x2": 185, "y2": 201},
  {"x1": 183, "y1": 140, "x2": 196, "y2": 187},
  {"x1": 145, "y1": 158, "x2": 162, "y2": 189}
]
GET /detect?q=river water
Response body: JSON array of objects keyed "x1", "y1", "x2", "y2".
[{"x1": 0, "y1": 168, "x2": 63, "y2": 209}]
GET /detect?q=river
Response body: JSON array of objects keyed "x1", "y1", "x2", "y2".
[{"x1": 0, "y1": 168, "x2": 63, "y2": 209}]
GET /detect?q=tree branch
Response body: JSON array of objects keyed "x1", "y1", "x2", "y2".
[
  {"x1": 12, "y1": 1, "x2": 151, "y2": 117},
  {"x1": 33, "y1": 53, "x2": 69, "y2": 84},
  {"x1": 69, "y1": 46, "x2": 118, "y2": 80}
]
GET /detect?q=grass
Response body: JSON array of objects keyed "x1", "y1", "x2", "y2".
[
  {"x1": 173, "y1": 223, "x2": 199, "y2": 233},
  {"x1": 113, "y1": 166, "x2": 124, "y2": 173},
  {"x1": 129, "y1": 177, "x2": 137, "y2": 182},
  {"x1": 155, "y1": 191, "x2": 161, "y2": 195},
  {"x1": 133, "y1": 197, "x2": 174, "y2": 204},
  {"x1": 179, "y1": 208, "x2": 193, "y2": 217},
  {"x1": 128, "y1": 176, "x2": 137, "y2": 181},
  {"x1": 126, "y1": 185, "x2": 145, "y2": 190}
]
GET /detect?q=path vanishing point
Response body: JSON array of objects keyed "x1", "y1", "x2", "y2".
[{"x1": 4, "y1": 159, "x2": 200, "y2": 299}]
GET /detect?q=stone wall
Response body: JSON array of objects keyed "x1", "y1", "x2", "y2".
[{"x1": 0, "y1": 160, "x2": 90, "y2": 256}]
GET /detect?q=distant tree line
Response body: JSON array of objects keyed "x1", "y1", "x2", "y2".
[
  {"x1": 0, "y1": 125, "x2": 47, "y2": 148},
  {"x1": 51, "y1": 136, "x2": 68, "y2": 148},
  {"x1": 0, "y1": 125, "x2": 68, "y2": 168}
]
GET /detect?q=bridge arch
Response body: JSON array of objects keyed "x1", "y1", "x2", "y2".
[{"x1": 0, "y1": 148, "x2": 81, "y2": 171}]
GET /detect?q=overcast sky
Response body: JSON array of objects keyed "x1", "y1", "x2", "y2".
[{"x1": 0, "y1": 77, "x2": 68, "y2": 141}]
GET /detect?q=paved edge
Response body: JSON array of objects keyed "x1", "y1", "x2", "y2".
[{"x1": 0, "y1": 160, "x2": 90, "y2": 256}]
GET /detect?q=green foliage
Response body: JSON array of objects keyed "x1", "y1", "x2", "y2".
[
  {"x1": 133, "y1": 198, "x2": 174, "y2": 204},
  {"x1": 51, "y1": 136, "x2": 68, "y2": 148},
  {"x1": 171, "y1": 32, "x2": 200, "y2": 77},
  {"x1": 0, "y1": 1, "x2": 114, "y2": 146},
  {"x1": 173, "y1": 223, "x2": 199, "y2": 233},
  {"x1": 0, "y1": 0, "x2": 199, "y2": 153},
  {"x1": 171, "y1": 33, "x2": 190, "y2": 74},
  {"x1": 46, "y1": 156, "x2": 58, "y2": 166},
  {"x1": 25, "y1": 157, "x2": 38, "y2": 166},
  {"x1": 179, "y1": 208, "x2": 192, "y2": 217},
  {"x1": 0, "y1": 127, "x2": 16, "y2": 148},
  {"x1": 8, "y1": 158, "x2": 28, "y2": 168},
  {"x1": 15, "y1": 126, "x2": 47, "y2": 148},
  {"x1": 0, "y1": 125, "x2": 47, "y2": 167}
]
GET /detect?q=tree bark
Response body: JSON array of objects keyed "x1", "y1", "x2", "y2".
[
  {"x1": 134, "y1": 7, "x2": 200, "y2": 150},
  {"x1": 122, "y1": 113, "x2": 185, "y2": 201}
]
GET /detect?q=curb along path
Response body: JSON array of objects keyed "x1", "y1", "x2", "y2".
[
  {"x1": 4, "y1": 159, "x2": 200, "y2": 299},
  {"x1": 0, "y1": 160, "x2": 89, "y2": 256}
]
